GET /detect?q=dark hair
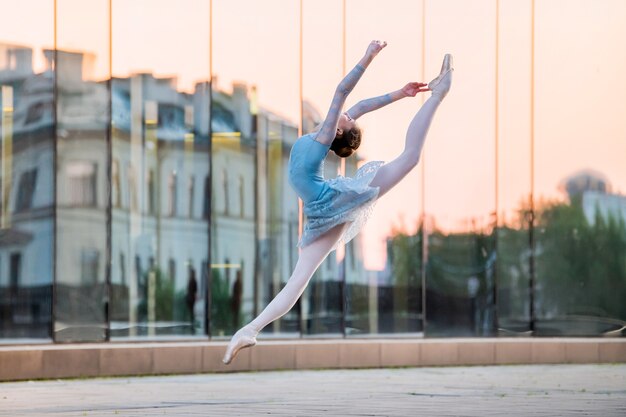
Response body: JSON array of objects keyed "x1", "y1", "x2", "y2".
[{"x1": 330, "y1": 126, "x2": 362, "y2": 158}]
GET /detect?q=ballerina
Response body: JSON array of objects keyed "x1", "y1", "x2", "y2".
[{"x1": 223, "y1": 40, "x2": 453, "y2": 364}]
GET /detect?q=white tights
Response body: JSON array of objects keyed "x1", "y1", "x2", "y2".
[
  {"x1": 369, "y1": 94, "x2": 442, "y2": 198},
  {"x1": 246, "y1": 222, "x2": 347, "y2": 333},
  {"x1": 242, "y1": 94, "x2": 443, "y2": 336}
]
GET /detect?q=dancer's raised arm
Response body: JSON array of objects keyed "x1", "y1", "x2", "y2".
[
  {"x1": 315, "y1": 40, "x2": 387, "y2": 145},
  {"x1": 347, "y1": 82, "x2": 429, "y2": 120}
]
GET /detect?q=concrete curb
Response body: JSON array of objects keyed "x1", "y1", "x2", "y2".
[{"x1": 1, "y1": 338, "x2": 625, "y2": 381}]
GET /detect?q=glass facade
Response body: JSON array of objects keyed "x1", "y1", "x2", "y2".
[
  {"x1": 0, "y1": 0, "x2": 55, "y2": 340},
  {"x1": 1, "y1": 0, "x2": 624, "y2": 343},
  {"x1": 423, "y1": 1, "x2": 498, "y2": 337},
  {"x1": 344, "y1": 0, "x2": 426, "y2": 336},
  {"x1": 301, "y1": 0, "x2": 345, "y2": 337},
  {"x1": 109, "y1": 0, "x2": 211, "y2": 339}
]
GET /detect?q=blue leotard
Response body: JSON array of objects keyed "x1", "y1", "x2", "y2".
[
  {"x1": 288, "y1": 133, "x2": 383, "y2": 248},
  {"x1": 288, "y1": 133, "x2": 332, "y2": 204}
]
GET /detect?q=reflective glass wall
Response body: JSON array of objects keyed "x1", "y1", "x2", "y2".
[
  {"x1": 110, "y1": 0, "x2": 210, "y2": 339},
  {"x1": 496, "y1": 0, "x2": 533, "y2": 336},
  {"x1": 344, "y1": 0, "x2": 426, "y2": 336},
  {"x1": 54, "y1": 0, "x2": 110, "y2": 342},
  {"x1": 531, "y1": 0, "x2": 626, "y2": 336},
  {"x1": 1, "y1": 0, "x2": 624, "y2": 343},
  {"x1": 423, "y1": 0, "x2": 498, "y2": 337},
  {"x1": 210, "y1": 0, "x2": 300, "y2": 339},
  {"x1": 301, "y1": 0, "x2": 345, "y2": 337},
  {"x1": 0, "y1": 0, "x2": 55, "y2": 340}
]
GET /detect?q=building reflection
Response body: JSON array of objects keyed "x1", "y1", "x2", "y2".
[
  {"x1": 108, "y1": 71, "x2": 210, "y2": 338},
  {"x1": 2, "y1": 0, "x2": 625, "y2": 342},
  {"x1": 0, "y1": 43, "x2": 54, "y2": 339},
  {"x1": 0, "y1": 43, "x2": 376, "y2": 340}
]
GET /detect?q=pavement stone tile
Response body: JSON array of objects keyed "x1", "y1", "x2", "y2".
[{"x1": 0, "y1": 364, "x2": 625, "y2": 416}]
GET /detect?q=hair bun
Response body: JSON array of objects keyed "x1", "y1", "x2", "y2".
[
  {"x1": 335, "y1": 146, "x2": 354, "y2": 158},
  {"x1": 347, "y1": 136, "x2": 359, "y2": 148},
  {"x1": 330, "y1": 126, "x2": 361, "y2": 158}
]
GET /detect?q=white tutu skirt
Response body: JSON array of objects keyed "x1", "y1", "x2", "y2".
[{"x1": 299, "y1": 160, "x2": 384, "y2": 249}]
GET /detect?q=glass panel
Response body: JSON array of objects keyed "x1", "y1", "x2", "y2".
[
  {"x1": 110, "y1": 0, "x2": 211, "y2": 339},
  {"x1": 344, "y1": 0, "x2": 425, "y2": 336},
  {"x1": 424, "y1": 0, "x2": 497, "y2": 337},
  {"x1": 533, "y1": 0, "x2": 626, "y2": 336},
  {"x1": 211, "y1": 0, "x2": 299, "y2": 338},
  {"x1": 54, "y1": 0, "x2": 110, "y2": 342},
  {"x1": 0, "y1": 0, "x2": 54, "y2": 341},
  {"x1": 301, "y1": 0, "x2": 344, "y2": 337},
  {"x1": 495, "y1": 0, "x2": 533, "y2": 336},
  {"x1": 264, "y1": 116, "x2": 300, "y2": 336}
]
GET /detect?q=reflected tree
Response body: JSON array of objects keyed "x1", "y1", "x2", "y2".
[
  {"x1": 209, "y1": 269, "x2": 239, "y2": 336},
  {"x1": 388, "y1": 196, "x2": 626, "y2": 336},
  {"x1": 536, "y1": 198, "x2": 626, "y2": 321}
]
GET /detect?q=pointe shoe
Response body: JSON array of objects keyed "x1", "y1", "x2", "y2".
[
  {"x1": 222, "y1": 326, "x2": 257, "y2": 365},
  {"x1": 428, "y1": 54, "x2": 454, "y2": 99}
]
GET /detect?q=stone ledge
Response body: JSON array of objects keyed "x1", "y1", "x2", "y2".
[{"x1": 1, "y1": 338, "x2": 624, "y2": 381}]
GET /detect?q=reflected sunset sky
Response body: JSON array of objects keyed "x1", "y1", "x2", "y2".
[{"x1": 2, "y1": 0, "x2": 625, "y2": 270}]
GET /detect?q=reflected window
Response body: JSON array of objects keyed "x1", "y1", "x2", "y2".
[
  {"x1": 80, "y1": 249, "x2": 100, "y2": 285},
  {"x1": 67, "y1": 161, "x2": 97, "y2": 207},
  {"x1": 15, "y1": 169, "x2": 38, "y2": 212},
  {"x1": 112, "y1": 160, "x2": 121, "y2": 208},
  {"x1": 127, "y1": 164, "x2": 138, "y2": 211},
  {"x1": 157, "y1": 103, "x2": 183, "y2": 129},
  {"x1": 203, "y1": 176, "x2": 210, "y2": 219},
  {"x1": 119, "y1": 252, "x2": 126, "y2": 286},
  {"x1": 238, "y1": 176, "x2": 244, "y2": 218},
  {"x1": 168, "y1": 171, "x2": 177, "y2": 217},
  {"x1": 348, "y1": 242, "x2": 355, "y2": 270},
  {"x1": 0, "y1": 175, "x2": 3, "y2": 219},
  {"x1": 24, "y1": 102, "x2": 46, "y2": 124},
  {"x1": 10, "y1": 253, "x2": 21, "y2": 289},
  {"x1": 222, "y1": 169, "x2": 228, "y2": 215},
  {"x1": 135, "y1": 255, "x2": 142, "y2": 283},
  {"x1": 201, "y1": 260, "x2": 208, "y2": 295},
  {"x1": 147, "y1": 169, "x2": 155, "y2": 215},
  {"x1": 188, "y1": 176, "x2": 195, "y2": 218},
  {"x1": 168, "y1": 258, "x2": 176, "y2": 282}
]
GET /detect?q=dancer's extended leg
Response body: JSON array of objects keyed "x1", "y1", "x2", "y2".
[
  {"x1": 222, "y1": 222, "x2": 347, "y2": 364},
  {"x1": 370, "y1": 67, "x2": 452, "y2": 198}
]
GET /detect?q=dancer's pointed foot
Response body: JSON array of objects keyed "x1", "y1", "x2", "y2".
[
  {"x1": 428, "y1": 54, "x2": 453, "y2": 100},
  {"x1": 222, "y1": 326, "x2": 257, "y2": 365}
]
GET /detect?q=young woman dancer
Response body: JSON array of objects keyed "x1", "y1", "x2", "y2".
[{"x1": 223, "y1": 40, "x2": 453, "y2": 364}]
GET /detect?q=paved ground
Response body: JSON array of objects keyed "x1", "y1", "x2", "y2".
[{"x1": 1, "y1": 365, "x2": 625, "y2": 416}]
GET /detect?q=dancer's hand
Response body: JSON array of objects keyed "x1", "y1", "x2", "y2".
[
  {"x1": 401, "y1": 82, "x2": 429, "y2": 97},
  {"x1": 366, "y1": 40, "x2": 387, "y2": 58}
]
